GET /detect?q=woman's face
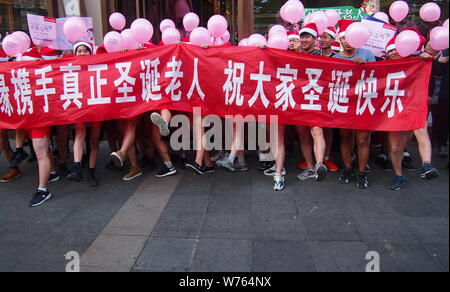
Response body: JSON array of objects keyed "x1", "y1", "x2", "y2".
[{"x1": 75, "y1": 45, "x2": 91, "y2": 56}]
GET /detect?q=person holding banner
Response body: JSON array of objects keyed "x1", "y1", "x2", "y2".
[
  {"x1": 66, "y1": 42, "x2": 102, "y2": 187},
  {"x1": 296, "y1": 23, "x2": 328, "y2": 183},
  {"x1": 333, "y1": 20, "x2": 376, "y2": 190}
]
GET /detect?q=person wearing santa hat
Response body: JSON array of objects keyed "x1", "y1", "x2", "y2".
[
  {"x1": 320, "y1": 26, "x2": 338, "y2": 57},
  {"x1": 287, "y1": 31, "x2": 301, "y2": 52},
  {"x1": 66, "y1": 41, "x2": 103, "y2": 187},
  {"x1": 294, "y1": 22, "x2": 328, "y2": 184},
  {"x1": 40, "y1": 47, "x2": 61, "y2": 60},
  {"x1": 333, "y1": 19, "x2": 376, "y2": 190},
  {"x1": 331, "y1": 42, "x2": 341, "y2": 54}
]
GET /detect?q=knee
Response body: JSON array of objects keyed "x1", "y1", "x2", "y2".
[{"x1": 356, "y1": 136, "x2": 370, "y2": 148}]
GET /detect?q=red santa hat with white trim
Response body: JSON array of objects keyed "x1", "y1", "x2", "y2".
[
  {"x1": 21, "y1": 46, "x2": 42, "y2": 61},
  {"x1": 324, "y1": 26, "x2": 337, "y2": 39},
  {"x1": 40, "y1": 47, "x2": 60, "y2": 60},
  {"x1": 287, "y1": 31, "x2": 300, "y2": 40},
  {"x1": 299, "y1": 23, "x2": 319, "y2": 38},
  {"x1": 95, "y1": 44, "x2": 107, "y2": 55},
  {"x1": 385, "y1": 35, "x2": 397, "y2": 53},
  {"x1": 338, "y1": 19, "x2": 355, "y2": 38},
  {"x1": 0, "y1": 48, "x2": 8, "y2": 62},
  {"x1": 73, "y1": 41, "x2": 94, "y2": 54},
  {"x1": 331, "y1": 41, "x2": 341, "y2": 52}
]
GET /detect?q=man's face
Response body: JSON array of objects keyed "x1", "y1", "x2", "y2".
[
  {"x1": 289, "y1": 38, "x2": 301, "y2": 51},
  {"x1": 387, "y1": 49, "x2": 401, "y2": 60},
  {"x1": 320, "y1": 33, "x2": 334, "y2": 50},
  {"x1": 340, "y1": 36, "x2": 354, "y2": 51},
  {"x1": 300, "y1": 34, "x2": 316, "y2": 51}
]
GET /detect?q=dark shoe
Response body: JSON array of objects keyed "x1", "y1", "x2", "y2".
[
  {"x1": 390, "y1": 176, "x2": 406, "y2": 191},
  {"x1": 8, "y1": 149, "x2": 29, "y2": 168},
  {"x1": 383, "y1": 160, "x2": 392, "y2": 172},
  {"x1": 338, "y1": 168, "x2": 354, "y2": 184},
  {"x1": 357, "y1": 173, "x2": 369, "y2": 189},
  {"x1": 402, "y1": 156, "x2": 416, "y2": 171},
  {"x1": 87, "y1": 169, "x2": 98, "y2": 187},
  {"x1": 30, "y1": 190, "x2": 52, "y2": 207},
  {"x1": 67, "y1": 164, "x2": 83, "y2": 181},
  {"x1": 155, "y1": 165, "x2": 177, "y2": 178},
  {"x1": 315, "y1": 163, "x2": 328, "y2": 182},
  {"x1": 186, "y1": 162, "x2": 205, "y2": 175},
  {"x1": 1, "y1": 168, "x2": 22, "y2": 183},
  {"x1": 180, "y1": 156, "x2": 187, "y2": 170},
  {"x1": 420, "y1": 163, "x2": 440, "y2": 180},
  {"x1": 48, "y1": 172, "x2": 61, "y2": 183},
  {"x1": 202, "y1": 165, "x2": 215, "y2": 174},
  {"x1": 258, "y1": 161, "x2": 275, "y2": 171},
  {"x1": 58, "y1": 164, "x2": 69, "y2": 177}
]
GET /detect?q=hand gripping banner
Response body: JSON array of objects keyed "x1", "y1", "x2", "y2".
[{"x1": 0, "y1": 43, "x2": 431, "y2": 131}]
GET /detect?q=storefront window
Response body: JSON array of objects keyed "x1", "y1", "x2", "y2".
[{"x1": 1, "y1": 0, "x2": 50, "y2": 38}]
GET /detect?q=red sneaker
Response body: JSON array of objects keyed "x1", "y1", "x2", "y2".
[{"x1": 324, "y1": 159, "x2": 340, "y2": 172}]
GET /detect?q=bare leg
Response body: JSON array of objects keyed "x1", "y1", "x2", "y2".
[
  {"x1": 73, "y1": 124, "x2": 86, "y2": 163},
  {"x1": 414, "y1": 125, "x2": 433, "y2": 164},
  {"x1": 340, "y1": 129, "x2": 354, "y2": 169},
  {"x1": 310, "y1": 126, "x2": 326, "y2": 165},
  {"x1": 297, "y1": 126, "x2": 315, "y2": 169},
  {"x1": 33, "y1": 137, "x2": 51, "y2": 189},
  {"x1": 57, "y1": 125, "x2": 69, "y2": 165},
  {"x1": 89, "y1": 126, "x2": 102, "y2": 169},
  {"x1": 388, "y1": 131, "x2": 407, "y2": 176},
  {"x1": 276, "y1": 125, "x2": 286, "y2": 175},
  {"x1": 355, "y1": 130, "x2": 371, "y2": 173}
]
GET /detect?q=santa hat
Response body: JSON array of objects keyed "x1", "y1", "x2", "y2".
[
  {"x1": 385, "y1": 36, "x2": 397, "y2": 53},
  {"x1": 299, "y1": 23, "x2": 319, "y2": 38},
  {"x1": 338, "y1": 19, "x2": 355, "y2": 38},
  {"x1": 324, "y1": 26, "x2": 337, "y2": 39},
  {"x1": 403, "y1": 27, "x2": 426, "y2": 52},
  {"x1": 95, "y1": 44, "x2": 107, "y2": 55},
  {"x1": 74, "y1": 41, "x2": 94, "y2": 54},
  {"x1": 287, "y1": 31, "x2": 300, "y2": 40},
  {"x1": 21, "y1": 47, "x2": 42, "y2": 61},
  {"x1": 40, "y1": 47, "x2": 60, "y2": 60},
  {"x1": 331, "y1": 41, "x2": 341, "y2": 52},
  {"x1": 0, "y1": 48, "x2": 8, "y2": 62}
]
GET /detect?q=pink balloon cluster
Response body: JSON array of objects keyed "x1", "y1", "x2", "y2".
[
  {"x1": 420, "y1": 2, "x2": 441, "y2": 23},
  {"x1": 2, "y1": 31, "x2": 32, "y2": 57},
  {"x1": 389, "y1": 1, "x2": 409, "y2": 23},
  {"x1": 109, "y1": 12, "x2": 126, "y2": 31},
  {"x1": 345, "y1": 22, "x2": 370, "y2": 48},
  {"x1": 430, "y1": 26, "x2": 449, "y2": 51},
  {"x1": 396, "y1": 30, "x2": 420, "y2": 57}
]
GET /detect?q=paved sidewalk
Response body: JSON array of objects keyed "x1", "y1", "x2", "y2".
[{"x1": 0, "y1": 142, "x2": 448, "y2": 272}]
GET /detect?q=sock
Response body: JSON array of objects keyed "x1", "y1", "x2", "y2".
[
  {"x1": 228, "y1": 153, "x2": 236, "y2": 163},
  {"x1": 324, "y1": 156, "x2": 330, "y2": 161},
  {"x1": 17, "y1": 147, "x2": 24, "y2": 153},
  {"x1": 50, "y1": 171, "x2": 57, "y2": 175},
  {"x1": 238, "y1": 154, "x2": 245, "y2": 164},
  {"x1": 403, "y1": 152, "x2": 410, "y2": 157},
  {"x1": 38, "y1": 187, "x2": 48, "y2": 192},
  {"x1": 165, "y1": 162, "x2": 173, "y2": 169}
]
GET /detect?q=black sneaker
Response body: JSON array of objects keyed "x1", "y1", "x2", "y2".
[
  {"x1": 402, "y1": 156, "x2": 416, "y2": 171},
  {"x1": 180, "y1": 156, "x2": 187, "y2": 170},
  {"x1": 155, "y1": 165, "x2": 177, "y2": 178},
  {"x1": 186, "y1": 162, "x2": 205, "y2": 175},
  {"x1": 202, "y1": 165, "x2": 215, "y2": 174},
  {"x1": 383, "y1": 160, "x2": 392, "y2": 172},
  {"x1": 87, "y1": 173, "x2": 99, "y2": 187},
  {"x1": 67, "y1": 164, "x2": 84, "y2": 181},
  {"x1": 357, "y1": 173, "x2": 369, "y2": 189},
  {"x1": 315, "y1": 163, "x2": 328, "y2": 182},
  {"x1": 8, "y1": 149, "x2": 29, "y2": 168},
  {"x1": 48, "y1": 172, "x2": 61, "y2": 183},
  {"x1": 338, "y1": 168, "x2": 354, "y2": 184},
  {"x1": 30, "y1": 190, "x2": 52, "y2": 207},
  {"x1": 58, "y1": 164, "x2": 69, "y2": 177},
  {"x1": 420, "y1": 163, "x2": 440, "y2": 180},
  {"x1": 258, "y1": 161, "x2": 275, "y2": 171}
]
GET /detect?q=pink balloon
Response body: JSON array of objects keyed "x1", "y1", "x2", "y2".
[
  {"x1": 430, "y1": 26, "x2": 449, "y2": 50},
  {"x1": 209, "y1": 36, "x2": 215, "y2": 46},
  {"x1": 183, "y1": 12, "x2": 200, "y2": 32},
  {"x1": 104, "y1": 31, "x2": 124, "y2": 53},
  {"x1": 238, "y1": 38, "x2": 249, "y2": 46},
  {"x1": 325, "y1": 9, "x2": 339, "y2": 27},
  {"x1": 420, "y1": 2, "x2": 441, "y2": 22},
  {"x1": 162, "y1": 27, "x2": 181, "y2": 45},
  {"x1": 63, "y1": 17, "x2": 87, "y2": 42},
  {"x1": 221, "y1": 30, "x2": 230, "y2": 43},
  {"x1": 121, "y1": 29, "x2": 139, "y2": 50},
  {"x1": 160, "y1": 19, "x2": 175, "y2": 33},
  {"x1": 248, "y1": 34, "x2": 267, "y2": 47},
  {"x1": 207, "y1": 15, "x2": 228, "y2": 38},
  {"x1": 444, "y1": 19, "x2": 449, "y2": 28},
  {"x1": 131, "y1": 18, "x2": 154, "y2": 45},
  {"x1": 389, "y1": 1, "x2": 409, "y2": 23},
  {"x1": 109, "y1": 12, "x2": 126, "y2": 31},
  {"x1": 282, "y1": 2, "x2": 305, "y2": 25},
  {"x1": 345, "y1": 22, "x2": 370, "y2": 48},
  {"x1": 2, "y1": 34, "x2": 21, "y2": 56},
  {"x1": 396, "y1": 30, "x2": 420, "y2": 57},
  {"x1": 373, "y1": 12, "x2": 390, "y2": 24},
  {"x1": 268, "y1": 34, "x2": 289, "y2": 50},
  {"x1": 269, "y1": 25, "x2": 287, "y2": 39},
  {"x1": 12, "y1": 31, "x2": 31, "y2": 53},
  {"x1": 190, "y1": 27, "x2": 211, "y2": 46},
  {"x1": 309, "y1": 11, "x2": 329, "y2": 35}
]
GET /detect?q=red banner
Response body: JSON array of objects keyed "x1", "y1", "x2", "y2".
[{"x1": 0, "y1": 43, "x2": 431, "y2": 131}]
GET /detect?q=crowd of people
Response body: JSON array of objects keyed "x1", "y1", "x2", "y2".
[{"x1": 0, "y1": 18, "x2": 448, "y2": 208}]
